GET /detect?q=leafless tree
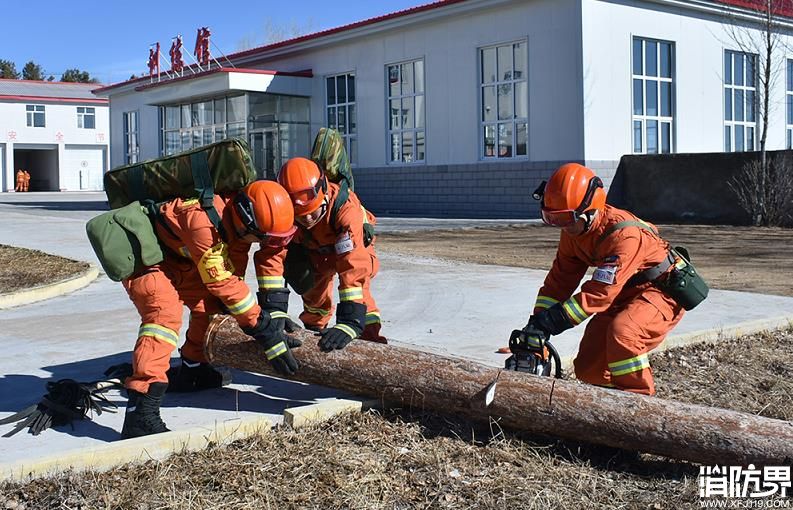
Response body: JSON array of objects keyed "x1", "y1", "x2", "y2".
[
  {"x1": 236, "y1": 18, "x2": 317, "y2": 51},
  {"x1": 724, "y1": 0, "x2": 793, "y2": 225},
  {"x1": 728, "y1": 154, "x2": 793, "y2": 226}
]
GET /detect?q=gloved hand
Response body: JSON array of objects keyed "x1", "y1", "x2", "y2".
[
  {"x1": 317, "y1": 302, "x2": 366, "y2": 352},
  {"x1": 530, "y1": 304, "x2": 575, "y2": 336},
  {"x1": 257, "y1": 288, "x2": 295, "y2": 333},
  {"x1": 242, "y1": 310, "x2": 299, "y2": 376},
  {"x1": 517, "y1": 320, "x2": 548, "y2": 351}
]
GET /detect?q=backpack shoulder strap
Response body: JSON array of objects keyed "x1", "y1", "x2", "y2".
[
  {"x1": 594, "y1": 220, "x2": 658, "y2": 251},
  {"x1": 330, "y1": 180, "x2": 350, "y2": 233},
  {"x1": 190, "y1": 150, "x2": 228, "y2": 242}
]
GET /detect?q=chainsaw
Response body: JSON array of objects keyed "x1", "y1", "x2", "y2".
[{"x1": 503, "y1": 329, "x2": 563, "y2": 378}]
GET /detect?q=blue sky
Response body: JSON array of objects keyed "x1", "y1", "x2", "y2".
[{"x1": 1, "y1": 0, "x2": 425, "y2": 85}]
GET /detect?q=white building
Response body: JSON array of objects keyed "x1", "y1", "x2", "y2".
[
  {"x1": 95, "y1": 0, "x2": 793, "y2": 217},
  {"x1": 0, "y1": 80, "x2": 109, "y2": 192}
]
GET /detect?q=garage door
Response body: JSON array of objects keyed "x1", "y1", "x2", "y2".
[{"x1": 63, "y1": 147, "x2": 105, "y2": 191}]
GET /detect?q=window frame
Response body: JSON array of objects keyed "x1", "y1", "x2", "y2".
[
  {"x1": 479, "y1": 39, "x2": 529, "y2": 160},
  {"x1": 26, "y1": 105, "x2": 46, "y2": 128},
  {"x1": 325, "y1": 72, "x2": 357, "y2": 166},
  {"x1": 160, "y1": 95, "x2": 245, "y2": 156},
  {"x1": 123, "y1": 111, "x2": 140, "y2": 164},
  {"x1": 77, "y1": 106, "x2": 96, "y2": 129},
  {"x1": 724, "y1": 49, "x2": 758, "y2": 152},
  {"x1": 786, "y1": 58, "x2": 793, "y2": 149},
  {"x1": 385, "y1": 57, "x2": 426, "y2": 165},
  {"x1": 631, "y1": 36, "x2": 675, "y2": 155}
]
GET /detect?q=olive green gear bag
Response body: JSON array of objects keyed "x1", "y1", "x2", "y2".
[
  {"x1": 104, "y1": 138, "x2": 257, "y2": 210},
  {"x1": 86, "y1": 201, "x2": 164, "y2": 282}
]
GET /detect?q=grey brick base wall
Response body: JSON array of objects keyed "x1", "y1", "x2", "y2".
[{"x1": 353, "y1": 160, "x2": 620, "y2": 219}]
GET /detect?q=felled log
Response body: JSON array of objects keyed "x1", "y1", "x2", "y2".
[{"x1": 204, "y1": 315, "x2": 793, "y2": 466}]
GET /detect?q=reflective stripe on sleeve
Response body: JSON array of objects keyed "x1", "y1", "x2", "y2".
[
  {"x1": 258, "y1": 276, "x2": 286, "y2": 290},
  {"x1": 269, "y1": 311, "x2": 289, "y2": 320},
  {"x1": 227, "y1": 292, "x2": 256, "y2": 316},
  {"x1": 365, "y1": 312, "x2": 381, "y2": 325},
  {"x1": 264, "y1": 341, "x2": 287, "y2": 360},
  {"x1": 608, "y1": 353, "x2": 650, "y2": 377},
  {"x1": 304, "y1": 305, "x2": 330, "y2": 317},
  {"x1": 339, "y1": 287, "x2": 364, "y2": 301},
  {"x1": 138, "y1": 323, "x2": 179, "y2": 348},
  {"x1": 561, "y1": 295, "x2": 590, "y2": 325},
  {"x1": 333, "y1": 323, "x2": 358, "y2": 338},
  {"x1": 534, "y1": 295, "x2": 560, "y2": 311}
]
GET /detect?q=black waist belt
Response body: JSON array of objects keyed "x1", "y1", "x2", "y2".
[{"x1": 627, "y1": 251, "x2": 676, "y2": 286}]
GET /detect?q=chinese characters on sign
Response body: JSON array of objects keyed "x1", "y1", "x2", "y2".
[
  {"x1": 55, "y1": 132, "x2": 64, "y2": 142},
  {"x1": 148, "y1": 42, "x2": 160, "y2": 78},
  {"x1": 7, "y1": 130, "x2": 17, "y2": 141},
  {"x1": 96, "y1": 133, "x2": 105, "y2": 143},
  {"x1": 169, "y1": 36, "x2": 184, "y2": 74},
  {"x1": 699, "y1": 465, "x2": 791, "y2": 499},
  {"x1": 194, "y1": 27, "x2": 211, "y2": 67}
]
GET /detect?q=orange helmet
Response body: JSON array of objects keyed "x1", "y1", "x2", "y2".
[
  {"x1": 540, "y1": 163, "x2": 605, "y2": 227},
  {"x1": 277, "y1": 157, "x2": 327, "y2": 216},
  {"x1": 231, "y1": 180, "x2": 297, "y2": 247}
]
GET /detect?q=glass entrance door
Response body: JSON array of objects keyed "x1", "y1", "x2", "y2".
[{"x1": 249, "y1": 128, "x2": 279, "y2": 180}]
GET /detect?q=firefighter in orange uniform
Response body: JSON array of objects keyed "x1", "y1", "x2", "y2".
[
  {"x1": 22, "y1": 170, "x2": 30, "y2": 192},
  {"x1": 517, "y1": 163, "x2": 685, "y2": 396},
  {"x1": 15, "y1": 170, "x2": 25, "y2": 192},
  {"x1": 121, "y1": 181, "x2": 299, "y2": 439},
  {"x1": 277, "y1": 157, "x2": 386, "y2": 351}
]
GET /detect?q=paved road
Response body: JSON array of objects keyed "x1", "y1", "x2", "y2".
[{"x1": 1, "y1": 191, "x2": 792, "y2": 466}]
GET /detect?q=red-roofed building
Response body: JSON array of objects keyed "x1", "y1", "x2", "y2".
[
  {"x1": 1, "y1": 80, "x2": 109, "y2": 191},
  {"x1": 95, "y1": 0, "x2": 793, "y2": 217}
]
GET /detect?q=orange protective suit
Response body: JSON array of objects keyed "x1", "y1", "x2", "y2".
[
  {"x1": 533, "y1": 205, "x2": 685, "y2": 395},
  {"x1": 15, "y1": 170, "x2": 25, "y2": 192},
  {"x1": 122, "y1": 195, "x2": 284, "y2": 393},
  {"x1": 22, "y1": 171, "x2": 30, "y2": 192},
  {"x1": 288, "y1": 183, "x2": 384, "y2": 342}
]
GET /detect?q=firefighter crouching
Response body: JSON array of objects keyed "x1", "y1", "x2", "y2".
[
  {"x1": 517, "y1": 163, "x2": 706, "y2": 396},
  {"x1": 277, "y1": 157, "x2": 387, "y2": 352},
  {"x1": 121, "y1": 181, "x2": 299, "y2": 439}
]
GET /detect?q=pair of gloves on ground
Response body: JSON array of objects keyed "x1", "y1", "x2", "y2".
[{"x1": 242, "y1": 289, "x2": 367, "y2": 377}]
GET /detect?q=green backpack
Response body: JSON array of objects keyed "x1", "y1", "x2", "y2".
[
  {"x1": 310, "y1": 127, "x2": 354, "y2": 227},
  {"x1": 87, "y1": 139, "x2": 257, "y2": 281}
]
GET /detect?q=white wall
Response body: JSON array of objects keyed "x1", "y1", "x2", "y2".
[
  {"x1": 108, "y1": 0, "x2": 585, "y2": 168},
  {"x1": 582, "y1": 0, "x2": 793, "y2": 161},
  {"x1": 0, "y1": 101, "x2": 110, "y2": 191}
]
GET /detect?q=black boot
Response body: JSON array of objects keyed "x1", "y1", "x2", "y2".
[
  {"x1": 166, "y1": 357, "x2": 232, "y2": 393},
  {"x1": 120, "y1": 382, "x2": 170, "y2": 439}
]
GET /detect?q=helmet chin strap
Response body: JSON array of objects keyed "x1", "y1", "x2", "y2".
[{"x1": 581, "y1": 210, "x2": 599, "y2": 232}]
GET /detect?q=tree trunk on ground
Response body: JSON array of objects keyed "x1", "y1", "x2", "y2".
[{"x1": 205, "y1": 316, "x2": 793, "y2": 466}]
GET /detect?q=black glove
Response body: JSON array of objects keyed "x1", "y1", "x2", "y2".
[
  {"x1": 516, "y1": 321, "x2": 549, "y2": 351},
  {"x1": 257, "y1": 288, "x2": 302, "y2": 346},
  {"x1": 530, "y1": 303, "x2": 575, "y2": 336},
  {"x1": 243, "y1": 310, "x2": 299, "y2": 376},
  {"x1": 318, "y1": 302, "x2": 366, "y2": 352}
]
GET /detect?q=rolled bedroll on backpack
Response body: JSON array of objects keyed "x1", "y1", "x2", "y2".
[{"x1": 104, "y1": 139, "x2": 257, "y2": 209}]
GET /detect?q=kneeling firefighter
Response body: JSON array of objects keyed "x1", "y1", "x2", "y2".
[
  {"x1": 277, "y1": 157, "x2": 387, "y2": 351},
  {"x1": 121, "y1": 180, "x2": 299, "y2": 439},
  {"x1": 514, "y1": 163, "x2": 707, "y2": 395}
]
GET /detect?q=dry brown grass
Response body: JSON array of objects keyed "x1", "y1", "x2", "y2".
[
  {"x1": 0, "y1": 245, "x2": 89, "y2": 294},
  {"x1": 3, "y1": 328, "x2": 790, "y2": 510}
]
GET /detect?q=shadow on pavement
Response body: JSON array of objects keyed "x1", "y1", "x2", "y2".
[
  {"x1": 0, "y1": 201, "x2": 109, "y2": 212},
  {"x1": 0, "y1": 352, "x2": 348, "y2": 441}
]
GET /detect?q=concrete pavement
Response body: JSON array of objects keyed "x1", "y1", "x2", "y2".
[{"x1": 1, "y1": 192, "x2": 791, "y2": 475}]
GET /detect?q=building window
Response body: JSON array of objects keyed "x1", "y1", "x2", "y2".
[
  {"x1": 161, "y1": 95, "x2": 245, "y2": 156},
  {"x1": 326, "y1": 73, "x2": 357, "y2": 164},
  {"x1": 123, "y1": 111, "x2": 140, "y2": 164},
  {"x1": 387, "y1": 59, "x2": 425, "y2": 164},
  {"x1": 787, "y1": 59, "x2": 793, "y2": 149},
  {"x1": 632, "y1": 38, "x2": 674, "y2": 154},
  {"x1": 26, "y1": 105, "x2": 45, "y2": 128},
  {"x1": 724, "y1": 50, "x2": 757, "y2": 152},
  {"x1": 480, "y1": 40, "x2": 528, "y2": 159},
  {"x1": 77, "y1": 107, "x2": 96, "y2": 129}
]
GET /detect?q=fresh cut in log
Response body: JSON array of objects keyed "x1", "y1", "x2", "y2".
[{"x1": 204, "y1": 315, "x2": 793, "y2": 466}]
